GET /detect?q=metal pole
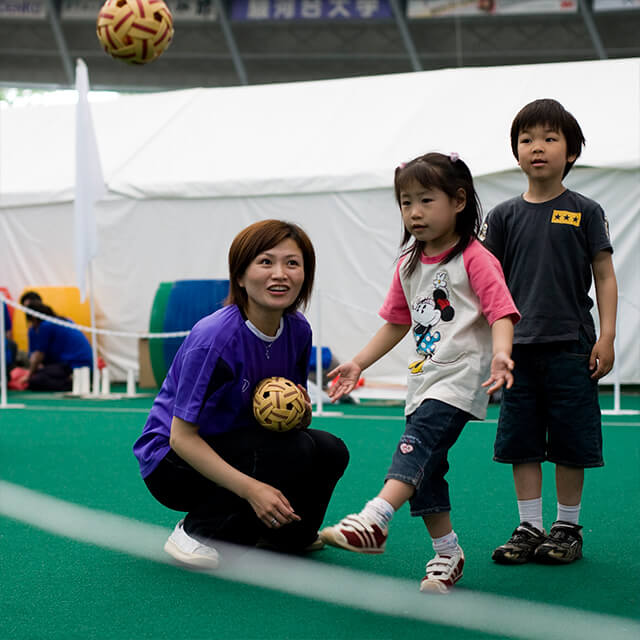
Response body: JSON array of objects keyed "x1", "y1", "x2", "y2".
[
  {"x1": 46, "y1": 0, "x2": 74, "y2": 85},
  {"x1": 88, "y1": 261, "x2": 100, "y2": 395},
  {"x1": 389, "y1": 0, "x2": 422, "y2": 72},
  {"x1": 0, "y1": 294, "x2": 25, "y2": 410},
  {"x1": 578, "y1": 0, "x2": 607, "y2": 60},
  {"x1": 312, "y1": 290, "x2": 342, "y2": 418},
  {"x1": 1, "y1": 295, "x2": 7, "y2": 407},
  {"x1": 601, "y1": 305, "x2": 639, "y2": 415},
  {"x1": 315, "y1": 293, "x2": 323, "y2": 415},
  {"x1": 613, "y1": 355, "x2": 621, "y2": 412},
  {"x1": 214, "y1": 0, "x2": 249, "y2": 85},
  {"x1": 454, "y1": 14, "x2": 463, "y2": 68}
]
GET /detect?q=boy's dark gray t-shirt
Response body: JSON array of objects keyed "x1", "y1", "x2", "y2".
[{"x1": 481, "y1": 189, "x2": 612, "y2": 344}]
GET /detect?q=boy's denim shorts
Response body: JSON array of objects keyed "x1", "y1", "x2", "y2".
[
  {"x1": 385, "y1": 398, "x2": 472, "y2": 517},
  {"x1": 494, "y1": 332, "x2": 603, "y2": 468}
]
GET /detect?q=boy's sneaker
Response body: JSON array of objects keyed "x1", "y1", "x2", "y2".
[
  {"x1": 534, "y1": 521, "x2": 583, "y2": 564},
  {"x1": 420, "y1": 548, "x2": 465, "y2": 594},
  {"x1": 164, "y1": 520, "x2": 220, "y2": 570},
  {"x1": 492, "y1": 522, "x2": 547, "y2": 564},
  {"x1": 319, "y1": 513, "x2": 388, "y2": 554}
]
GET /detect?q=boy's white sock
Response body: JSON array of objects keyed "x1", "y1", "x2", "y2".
[
  {"x1": 361, "y1": 497, "x2": 395, "y2": 528},
  {"x1": 432, "y1": 530, "x2": 460, "y2": 557},
  {"x1": 557, "y1": 502, "x2": 581, "y2": 525},
  {"x1": 517, "y1": 498, "x2": 543, "y2": 532}
]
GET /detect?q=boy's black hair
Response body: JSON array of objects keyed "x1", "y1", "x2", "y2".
[
  {"x1": 394, "y1": 152, "x2": 482, "y2": 276},
  {"x1": 510, "y1": 98, "x2": 585, "y2": 178}
]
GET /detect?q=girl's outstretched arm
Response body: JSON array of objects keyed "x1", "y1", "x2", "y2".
[
  {"x1": 482, "y1": 316, "x2": 515, "y2": 394},
  {"x1": 327, "y1": 322, "x2": 410, "y2": 402}
]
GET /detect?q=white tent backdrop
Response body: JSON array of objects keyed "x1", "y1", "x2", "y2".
[{"x1": 1, "y1": 58, "x2": 638, "y2": 384}]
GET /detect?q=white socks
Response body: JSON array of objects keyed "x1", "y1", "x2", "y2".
[
  {"x1": 432, "y1": 530, "x2": 460, "y2": 557},
  {"x1": 517, "y1": 498, "x2": 543, "y2": 532},
  {"x1": 557, "y1": 502, "x2": 581, "y2": 525},
  {"x1": 517, "y1": 498, "x2": 581, "y2": 530},
  {"x1": 362, "y1": 497, "x2": 395, "y2": 528}
]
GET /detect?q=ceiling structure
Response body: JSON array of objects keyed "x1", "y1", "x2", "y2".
[{"x1": 0, "y1": 0, "x2": 639, "y2": 91}]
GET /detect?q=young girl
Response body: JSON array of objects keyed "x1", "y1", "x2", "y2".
[
  {"x1": 320, "y1": 152, "x2": 519, "y2": 593},
  {"x1": 134, "y1": 220, "x2": 349, "y2": 569}
]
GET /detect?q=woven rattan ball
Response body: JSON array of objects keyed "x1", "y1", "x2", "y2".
[
  {"x1": 253, "y1": 377, "x2": 307, "y2": 432},
  {"x1": 96, "y1": 0, "x2": 174, "y2": 65}
]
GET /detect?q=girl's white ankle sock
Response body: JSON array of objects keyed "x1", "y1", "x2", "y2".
[
  {"x1": 361, "y1": 497, "x2": 395, "y2": 528},
  {"x1": 432, "y1": 530, "x2": 460, "y2": 557}
]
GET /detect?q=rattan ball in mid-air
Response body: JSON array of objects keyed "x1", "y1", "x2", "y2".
[{"x1": 96, "y1": 0, "x2": 174, "y2": 65}]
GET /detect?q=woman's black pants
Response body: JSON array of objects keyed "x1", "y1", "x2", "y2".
[{"x1": 143, "y1": 426, "x2": 349, "y2": 552}]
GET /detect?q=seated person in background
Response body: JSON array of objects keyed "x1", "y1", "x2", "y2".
[
  {"x1": 9, "y1": 290, "x2": 42, "y2": 369},
  {"x1": 21, "y1": 301, "x2": 93, "y2": 391}
]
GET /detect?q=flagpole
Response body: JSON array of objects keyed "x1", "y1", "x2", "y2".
[{"x1": 74, "y1": 58, "x2": 105, "y2": 397}]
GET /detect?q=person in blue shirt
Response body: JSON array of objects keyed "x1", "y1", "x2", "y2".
[{"x1": 21, "y1": 301, "x2": 92, "y2": 391}]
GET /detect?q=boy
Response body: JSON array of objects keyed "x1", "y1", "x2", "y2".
[{"x1": 481, "y1": 98, "x2": 617, "y2": 564}]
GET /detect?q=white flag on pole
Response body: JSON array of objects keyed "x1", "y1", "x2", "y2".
[{"x1": 74, "y1": 59, "x2": 106, "y2": 302}]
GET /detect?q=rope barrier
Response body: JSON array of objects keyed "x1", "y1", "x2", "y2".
[
  {"x1": 0, "y1": 294, "x2": 189, "y2": 339},
  {"x1": 2, "y1": 288, "x2": 636, "y2": 413},
  {"x1": 1, "y1": 289, "x2": 385, "y2": 340}
]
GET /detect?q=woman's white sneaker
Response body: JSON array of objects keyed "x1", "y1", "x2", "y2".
[{"x1": 164, "y1": 520, "x2": 220, "y2": 570}]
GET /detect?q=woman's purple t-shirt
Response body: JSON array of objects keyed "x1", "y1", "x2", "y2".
[{"x1": 133, "y1": 305, "x2": 312, "y2": 478}]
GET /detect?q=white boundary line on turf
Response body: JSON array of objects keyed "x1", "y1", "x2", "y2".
[
  {"x1": 1, "y1": 481, "x2": 639, "y2": 640},
  {"x1": 13, "y1": 405, "x2": 152, "y2": 414},
  {"x1": 5, "y1": 405, "x2": 640, "y2": 427}
]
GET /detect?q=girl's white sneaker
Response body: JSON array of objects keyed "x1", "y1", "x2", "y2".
[{"x1": 419, "y1": 548, "x2": 464, "y2": 594}]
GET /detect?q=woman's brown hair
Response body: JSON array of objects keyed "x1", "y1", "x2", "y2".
[{"x1": 226, "y1": 219, "x2": 316, "y2": 315}]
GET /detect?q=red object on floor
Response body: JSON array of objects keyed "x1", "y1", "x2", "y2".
[{"x1": 8, "y1": 367, "x2": 29, "y2": 390}]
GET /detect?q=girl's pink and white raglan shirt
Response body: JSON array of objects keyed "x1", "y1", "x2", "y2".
[{"x1": 379, "y1": 238, "x2": 519, "y2": 419}]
